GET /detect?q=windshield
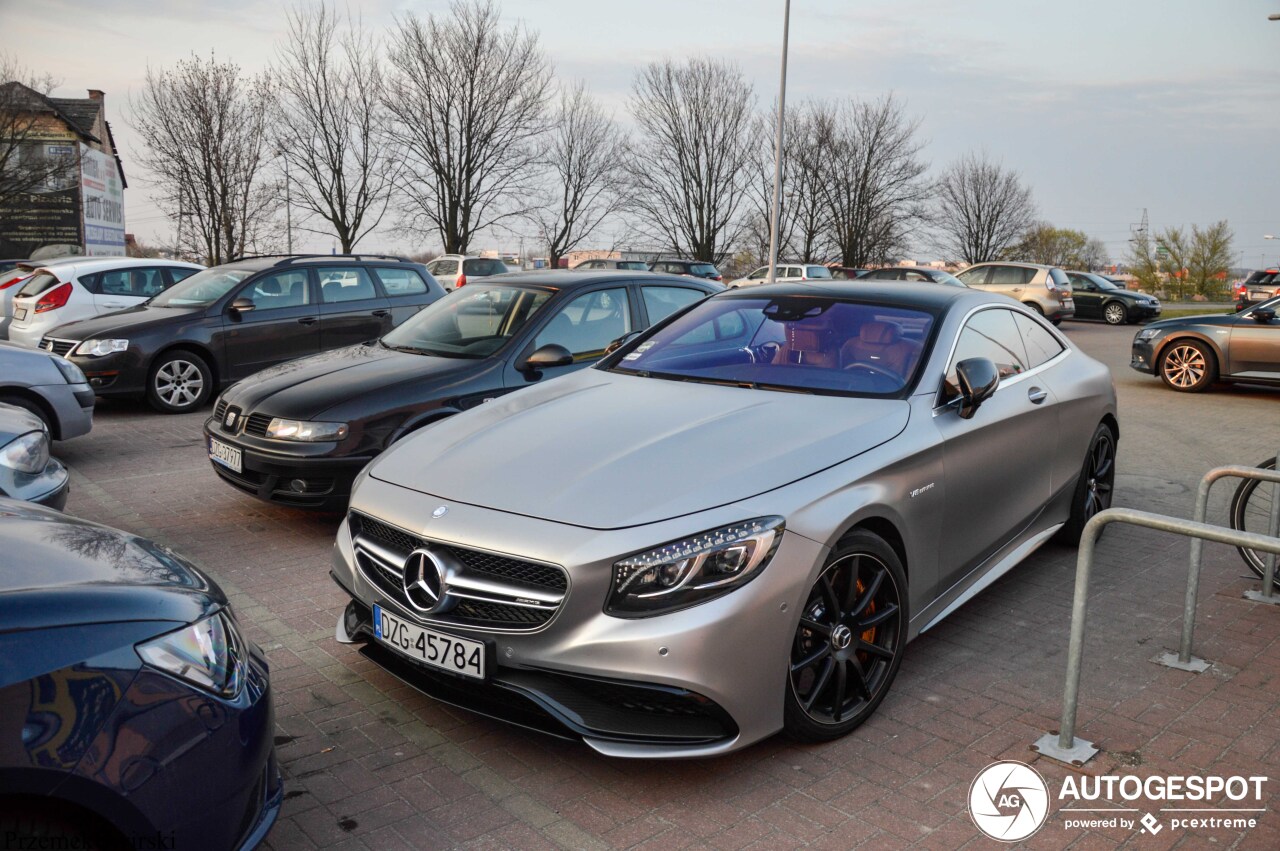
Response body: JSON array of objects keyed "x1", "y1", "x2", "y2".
[
  {"x1": 609, "y1": 295, "x2": 936, "y2": 397},
  {"x1": 149, "y1": 267, "x2": 254, "y2": 307},
  {"x1": 380, "y1": 284, "x2": 554, "y2": 358},
  {"x1": 690, "y1": 263, "x2": 720, "y2": 277}
]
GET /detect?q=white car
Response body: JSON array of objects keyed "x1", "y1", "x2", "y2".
[
  {"x1": 0, "y1": 257, "x2": 82, "y2": 341},
  {"x1": 422, "y1": 255, "x2": 510, "y2": 291},
  {"x1": 7, "y1": 258, "x2": 205, "y2": 348},
  {"x1": 729, "y1": 263, "x2": 834, "y2": 288}
]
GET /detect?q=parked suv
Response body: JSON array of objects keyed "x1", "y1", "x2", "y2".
[
  {"x1": 729, "y1": 263, "x2": 833, "y2": 287},
  {"x1": 1236, "y1": 269, "x2": 1280, "y2": 310},
  {"x1": 424, "y1": 255, "x2": 510, "y2": 290},
  {"x1": 955, "y1": 262, "x2": 1075, "y2": 325},
  {"x1": 7, "y1": 258, "x2": 206, "y2": 348},
  {"x1": 42, "y1": 255, "x2": 445, "y2": 414}
]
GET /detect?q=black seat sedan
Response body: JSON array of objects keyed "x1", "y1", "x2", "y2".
[
  {"x1": 205, "y1": 271, "x2": 722, "y2": 509},
  {"x1": 1066, "y1": 271, "x2": 1161, "y2": 325},
  {"x1": 39, "y1": 255, "x2": 445, "y2": 414},
  {"x1": 0, "y1": 498, "x2": 280, "y2": 848}
]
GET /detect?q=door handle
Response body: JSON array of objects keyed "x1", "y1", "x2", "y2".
[
  {"x1": 371, "y1": 309, "x2": 390, "y2": 317},
  {"x1": 297, "y1": 317, "x2": 317, "y2": 325},
  {"x1": 1028, "y1": 387, "x2": 1048, "y2": 404}
]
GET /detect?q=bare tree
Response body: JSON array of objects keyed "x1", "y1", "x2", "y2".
[
  {"x1": 740, "y1": 102, "x2": 832, "y2": 265},
  {"x1": 132, "y1": 54, "x2": 278, "y2": 264},
  {"x1": 529, "y1": 82, "x2": 626, "y2": 269},
  {"x1": 817, "y1": 95, "x2": 929, "y2": 268},
  {"x1": 932, "y1": 151, "x2": 1036, "y2": 264},
  {"x1": 626, "y1": 58, "x2": 756, "y2": 263},
  {"x1": 275, "y1": 2, "x2": 397, "y2": 253},
  {"x1": 384, "y1": 0, "x2": 551, "y2": 254},
  {"x1": 0, "y1": 55, "x2": 78, "y2": 213}
]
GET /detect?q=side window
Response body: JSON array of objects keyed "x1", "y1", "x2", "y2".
[
  {"x1": 98, "y1": 267, "x2": 165, "y2": 297},
  {"x1": 903, "y1": 270, "x2": 930, "y2": 282},
  {"x1": 747, "y1": 266, "x2": 768, "y2": 279},
  {"x1": 534, "y1": 287, "x2": 632, "y2": 358},
  {"x1": 374, "y1": 267, "x2": 429, "y2": 297},
  {"x1": 988, "y1": 266, "x2": 1032, "y2": 285},
  {"x1": 955, "y1": 267, "x2": 989, "y2": 285},
  {"x1": 435, "y1": 259, "x2": 458, "y2": 276},
  {"x1": 167, "y1": 267, "x2": 199, "y2": 285},
  {"x1": 242, "y1": 270, "x2": 311, "y2": 309},
  {"x1": 641, "y1": 286, "x2": 704, "y2": 325},
  {"x1": 1014, "y1": 313, "x2": 1065, "y2": 369},
  {"x1": 316, "y1": 267, "x2": 378, "y2": 303},
  {"x1": 943, "y1": 308, "x2": 1029, "y2": 399}
]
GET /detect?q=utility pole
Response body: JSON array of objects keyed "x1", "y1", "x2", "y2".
[
  {"x1": 175, "y1": 190, "x2": 184, "y2": 261},
  {"x1": 766, "y1": 0, "x2": 791, "y2": 285},
  {"x1": 278, "y1": 150, "x2": 294, "y2": 254}
]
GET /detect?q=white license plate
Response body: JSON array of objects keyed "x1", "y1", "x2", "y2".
[
  {"x1": 208, "y1": 437, "x2": 242, "y2": 473},
  {"x1": 374, "y1": 604, "x2": 486, "y2": 680},
  {"x1": 1251, "y1": 291, "x2": 1270, "y2": 300},
  {"x1": 14, "y1": 307, "x2": 26, "y2": 321},
  {"x1": 1063, "y1": 298, "x2": 1074, "y2": 308}
]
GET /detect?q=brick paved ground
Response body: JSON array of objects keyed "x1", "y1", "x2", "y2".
[{"x1": 53, "y1": 321, "x2": 1279, "y2": 849}]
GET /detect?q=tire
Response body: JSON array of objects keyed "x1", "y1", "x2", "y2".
[
  {"x1": 147, "y1": 350, "x2": 213, "y2": 414},
  {"x1": 1057, "y1": 422, "x2": 1118, "y2": 543},
  {"x1": 1157, "y1": 339, "x2": 1216, "y2": 392},
  {"x1": 0, "y1": 393, "x2": 51, "y2": 434},
  {"x1": 1229, "y1": 455, "x2": 1280, "y2": 591},
  {"x1": 1024, "y1": 301, "x2": 1046, "y2": 316},
  {"x1": 1103, "y1": 301, "x2": 1129, "y2": 325},
  {"x1": 1051, "y1": 318, "x2": 1062, "y2": 327},
  {"x1": 783, "y1": 529, "x2": 906, "y2": 742}
]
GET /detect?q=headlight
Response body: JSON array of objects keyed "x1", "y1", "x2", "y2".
[
  {"x1": 52, "y1": 356, "x2": 86, "y2": 384},
  {"x1": 265, "y1": 418, "x2": 349, "y2": 441},
  {"x1": 607, "y1": 517, "x2": 784, "y2": 617},
  {"x1": 136, "y1": 611, "x2": 245, "y2": 697},
  {"x1": 1135, "y1": 328, "x2": 1162, "y2": 341},
  {"x1": 75, "y1": 339, "x2": 129, "y2": 357},
  {"x1": 0, "y1": 431, "x2": 49, "y2": 474}
]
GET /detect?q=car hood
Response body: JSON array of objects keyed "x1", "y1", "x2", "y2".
[
  {"x1": 0, "y1": 498, "x2": 224, "y2": 629},
  {"x1": 222, "y1": 343, "x2": 489, "y2": 420},
  {"x1": 1144, "y1": 312, "x2": 1239, "y2": 332},
  {"x1": 48, "y1": 304, "x2": 202, "y2": 340},
  {"x1": 368, "y1": 368, "x2": 911, "y2": 530}
]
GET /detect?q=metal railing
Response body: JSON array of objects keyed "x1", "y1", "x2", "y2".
[{"x1": 1033, "y1": 463, "x2": 1280, "y2": 766}]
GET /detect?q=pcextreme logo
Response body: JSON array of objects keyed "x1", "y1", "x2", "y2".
[{"x1": 968, "y1": 761, "x2": 1051, "y2": 842}]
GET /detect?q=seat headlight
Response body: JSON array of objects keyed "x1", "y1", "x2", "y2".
[
  {"x1": 1135, "y1": 327, "x2": 1163, "y2": 342},
  {"x1": 0, "y1": 431, "x2": 49, "y2": 474},
  {"x1": 136, "y1": 611, "x2": 245, "y2": 697},
  {"x1": 75, "y1": 339, "x2": 129, "y2": 357},
  {"x1": 607, "y1": 517, "x2": 784, "y2": 617},
  {"x1": 266, "y1": 418, "x2": 348, "y2": 441}
]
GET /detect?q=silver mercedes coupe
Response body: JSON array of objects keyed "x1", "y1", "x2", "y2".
[{"x1": 331, "y1": 282, "x2": 1118, "y2": 757}]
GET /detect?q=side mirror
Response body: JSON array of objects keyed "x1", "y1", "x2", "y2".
[
  {"x1": 604, "y1": 331, "x2": 641, "y2": 355},
  {"x1": 229, "y1": 296, "x2": 256, "y2": 314},
  {"x1": 519, "y1": 343, "x2": 573, "y2": 373},
  {"x1": 1253, "y1": 307, "x2": 1276, "y2": 324},
  {"x1": 955, "y1": 357, "x2": 1000, "y2": 420}
]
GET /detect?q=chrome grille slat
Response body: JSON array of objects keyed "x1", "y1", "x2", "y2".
[{"x1": 349, "y1": 511, "x2": 568, "y2": 632}]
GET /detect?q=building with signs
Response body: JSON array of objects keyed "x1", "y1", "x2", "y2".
[{"x1": 0, "y1": 83, "x2": 127, "y2": 258}]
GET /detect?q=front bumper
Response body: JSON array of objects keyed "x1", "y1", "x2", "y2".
[
  {"x1": 1130, "y1": 338, "x2": 1158, "y2": 374},
  {"x1": 2, "y1": 456, "x2": 70, "y2": 510},
  {"x1": 330, "y1": 476, "x2": 828, "y2": 757},
  {"x1": 204, "y1": 418, "x2": 370, "y2": 510},
  {"x1": 1126, "y1": 302, "x2": 1162, "y2": 321}
]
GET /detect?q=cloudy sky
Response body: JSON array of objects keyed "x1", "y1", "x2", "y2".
[{"x1": 4, "y1": 0, "x2": 1278, "y2": 266}]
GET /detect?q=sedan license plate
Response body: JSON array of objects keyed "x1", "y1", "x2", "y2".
[
  {"x1": 374, "y1": 604, "x2": 486, "y2": 680},
  {"x1": 1251, "y1": 290, "x2": 1271, "y2": 300},
  {"x1": 14, "y1": 307, "x2": 26, "y2": 321},
  {"x1": 208, "y1": 437, "x2": 242, "y2": 473}
]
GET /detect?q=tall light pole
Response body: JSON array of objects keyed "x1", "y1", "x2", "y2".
[{"x1": 766, "y1": 0, "x2": 791, "y2": 285}]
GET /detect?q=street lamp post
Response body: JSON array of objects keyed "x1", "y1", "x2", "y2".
[{"x1": 766, "y1": 0, "x2": 791, "y2": 285}]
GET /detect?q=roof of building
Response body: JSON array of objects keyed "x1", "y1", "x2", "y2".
[{"x1": 0, "y1": 82, "x2": 126, "y2": 186}]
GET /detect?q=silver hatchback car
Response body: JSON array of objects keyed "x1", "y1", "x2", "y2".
[{"x1": 331, "y1": 282, "x2": 1117, "y2": 757}]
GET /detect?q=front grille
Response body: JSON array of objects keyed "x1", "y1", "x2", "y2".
[
  {"x1": 245, "y1": 413, "x2": 272, "y2": 437},
  {"x1": 41, "y1": 337, "x2": 77, "y2": 357},
  {"x1": 214, "y1": 399, "x2": 228, "y2": 421},
  {"x1": 350, "y1": 511, "x2": 567, "y2": 632}
]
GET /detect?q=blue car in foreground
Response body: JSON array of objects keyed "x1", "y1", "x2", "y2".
[{"x1": 0, "y1": 499, "x2": 280, "y2": 849}]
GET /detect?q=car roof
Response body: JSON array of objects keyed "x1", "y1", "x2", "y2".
[
  {"x1": 41, "y1": 257, "x2": 204, "y2": 275},
  {"x1": 720, "y1": 280, "x2": 980, "y2": 310},
  {"x1": 209, "y1": 254, "x2": 425, "y2": 272},
  {"x1": 480, "y1": 270, "x2": 722, "y2": 292},
  {"x1": 966, "y1": 261, "x2": 1054, "y2": 270}
]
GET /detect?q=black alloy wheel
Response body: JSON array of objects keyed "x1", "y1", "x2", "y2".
[
  {"x1": 784, "y1": 529, "x2": 906, "y2": 741},
  {"x1": 1059, "y1": 422, "x2": 1117, "y2": 542}
]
